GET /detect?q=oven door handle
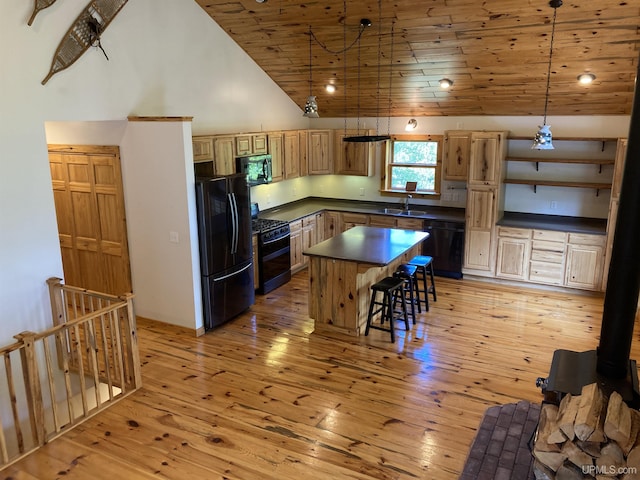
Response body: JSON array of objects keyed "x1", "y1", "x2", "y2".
[{"x1": 261, "y1": 234, "x2": 290, "y2": 245}]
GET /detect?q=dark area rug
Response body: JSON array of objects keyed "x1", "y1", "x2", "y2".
[{"x1": 460, "y1": 400, "x2": 540, "y2": 480}]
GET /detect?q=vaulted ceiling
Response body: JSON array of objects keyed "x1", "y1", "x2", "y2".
[{"x1": 195, "y1": 0, "x2": 639, "y2": 118}]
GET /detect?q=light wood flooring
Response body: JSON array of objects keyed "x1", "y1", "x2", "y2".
[{"x1": 4, "y1": 272, "x2": 639, "y2": 479}]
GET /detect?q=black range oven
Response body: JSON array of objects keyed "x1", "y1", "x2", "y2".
[{"x1": 252, "y1": 215, "x2": 291, "y2": 294}]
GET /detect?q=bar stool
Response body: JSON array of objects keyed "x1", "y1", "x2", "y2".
[
  {"x1": 408, "y1": 255, "x2": 437, "y2": 312},
  {"x1": 393, "y1": 264, "x2": 420, "y2": 322},
  {"x1": 365, "y1": 277, "x2": 409, "y2": 343}
]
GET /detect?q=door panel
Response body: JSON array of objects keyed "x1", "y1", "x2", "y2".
[{"x1": 49, "y1": 145, "x2": 131, "y2": 296}]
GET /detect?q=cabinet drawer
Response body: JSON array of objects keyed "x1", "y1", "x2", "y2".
[
  {"x1": 397, "y1": 218, "x2": 423, "y2": 230},
  {"x1": 289, "y1": 220, "x2": 302, "y2": 232},
  {"x1": 341, "y1": 213, "x2": 368, "y2": 224},
  {"x1": 302, "y1": 216, "x2": 316, "y2": 228},
  {"x1": 497, "y1": 227, "x2": 531, "y2": 239},
  {"x1": 369, "y1": 215, "x2": 397, "y2": 227},
  {"x1": 533, "y1": 230, "x2": 567, "y2": 243},
  {"x1": 531, "y1": 239, "x2": 565, "y2": 253},
  {"x1": 567, "y1": 233, "x2": 605, "y2": 247},
  {"x1": 529, "y1": 261, "x2": 564, "y2": 284},
  {"x1": 530, "y1": 249, "x2": 564, "y2": 264}
]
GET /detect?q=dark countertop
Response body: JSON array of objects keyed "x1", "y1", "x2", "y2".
[
  {"x1": 258, "y1": 197, "x2": 466, "y2": 223},
  {"x1": 497, "y1": 212, "x2": 607, "y2": 235},
  {"x1": 303, "y1": 226, "x2": 429, "y2": 265}
]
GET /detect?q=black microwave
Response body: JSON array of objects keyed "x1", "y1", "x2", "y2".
[{"x1": 236, "y1": 154, "x2": 272, "y2": 186}]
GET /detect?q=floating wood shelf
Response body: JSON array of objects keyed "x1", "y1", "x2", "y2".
[
  {"x1": 506, "y1": 157, "x2": 615, "y2": 165},
  {"x1": 508, "y1": 136, "x2": 618, "y2": 142},
  {"x1": 504, "y1": 178, "x2": 612, "y2": 195}
]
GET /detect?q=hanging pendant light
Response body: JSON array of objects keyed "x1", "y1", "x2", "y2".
[
  {"x1": 532, "y1": 0, "x2": 562, "y2": 150},
  {"x1": 343, "y1": 0, "x2": 391, "y2": 143},
  {"x1": 303, "y1": 25, "x2": 319, "y2": 118}
]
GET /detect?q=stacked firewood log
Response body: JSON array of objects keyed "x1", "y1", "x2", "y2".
[{"x1": 534, "y1": 383, "x2": 640, "y2": 479}]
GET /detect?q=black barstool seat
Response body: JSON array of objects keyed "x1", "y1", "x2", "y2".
[
  {"x1": 393, "y1": 264, "x2": 419, "y2": 322},
  {"x1": 365, "y1": 276, "x2": 408, "y2": 343}
]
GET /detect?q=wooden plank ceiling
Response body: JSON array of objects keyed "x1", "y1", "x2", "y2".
[{"x1": 195, "y1": 0, "x2": 640, "y2": 117}]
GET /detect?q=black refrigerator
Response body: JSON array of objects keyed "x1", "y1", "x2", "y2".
[{"x1": 195, "y1": 174, "x2": 255, "y2": 330}]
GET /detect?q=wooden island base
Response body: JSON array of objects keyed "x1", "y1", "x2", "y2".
[{"x1": 308, "y1": 244, "x2": 422, "y2": 336}]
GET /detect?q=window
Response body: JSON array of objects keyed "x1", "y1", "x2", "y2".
[{"x1": 383, "y1": 135, "x2": 442, "y2": 195}]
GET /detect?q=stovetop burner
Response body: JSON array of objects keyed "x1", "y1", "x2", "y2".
[{"x1": 252, "y1": 218, "x2": 289, "y2": 233}]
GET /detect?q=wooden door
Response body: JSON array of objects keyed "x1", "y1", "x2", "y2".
[
  {"x1": 443, "y1": 131, "x2": 471, "y2": 181},
  {"x1": 283, "y1": 131, "x2": 300, "y2": 179},
  {"x1": 268, "y1": 133, "x2": 284, "y2": 182},
  {"x1": 49, "y1": 145, "x2": 131, "y2": 296}
]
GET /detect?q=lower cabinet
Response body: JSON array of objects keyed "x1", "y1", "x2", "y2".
[
  {"x1": 290, "y1": 214, "x2": 321, "y2": 273},
  {"x1": 495, "y1": 227, "x2": 530, "y2": 281},
  {"x1": 494, "y1": 227, "x2": 604, "y2": 291},
  {"x1": 290, "y1": 220, "x2": 304, "y2": 272},
  {"x1": 341, "y1": 212, "x2": 368, "y2": 232},
  {"x1": 565, "y1": 233, "x2": 605, "y2": 290},
  {"x1": 252, "y1": 233, "x2": 259, "y2": 290}
]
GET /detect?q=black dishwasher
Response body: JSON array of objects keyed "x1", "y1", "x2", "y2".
[{"x1": 422, "y1": 220, "x2": 465, "y2": 279}]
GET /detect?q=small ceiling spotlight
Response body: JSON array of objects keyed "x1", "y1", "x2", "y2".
[
  {"x1": 577, "y1": 73, "x2": 596, "y2": 85},
  {"x1": 439, "y1": 78, "x2": 453, "y2": 89},
  {"x1": 405, "y1": 119, "x2": 418, "y2": 131},
  {"x1": 325, "y1": 84, "x2": 336, "y2": 94},
  {"x1": 255, "y1": 0, "x2": 267, "y2": 3}
]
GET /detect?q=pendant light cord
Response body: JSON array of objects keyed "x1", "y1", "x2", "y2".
[
  {"x1": 387, "y1": 20, "x2": 395, "y2": 135},
  {"x1": 308, "y1": 25, "x2": 313, "y2": 97},
  {"x1": 543, "y1": 6, "x2": 558, "y2": 126}
]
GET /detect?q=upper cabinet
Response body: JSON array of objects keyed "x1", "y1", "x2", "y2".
[
  {"x1": 334, "y1": 129, "x2": 375, "y2": 176},
  {"x1": 283, "y1": 130, "x2": 301, "y2": 180},
  {"x1": 193, "y1": 136, "x2": 214, "y2": 162},
  {"x1": 468, "y1": 132, "x2": 507, "y2": 186},
  {"x1": 308, "y1": 130, "x2": 333, "y2": 175},
  {"x1": 212, "y1": 135, "x2": 236, "y2": 175},
  {"x1": 443, "y1": 131, "x2": 472, "y2": 181},
  {"x1": 236, "y1": 133, "x2": 268, "y2": 156},
  {"x1": 268, "y1": 133, "x2": 284, "y2": 183}
]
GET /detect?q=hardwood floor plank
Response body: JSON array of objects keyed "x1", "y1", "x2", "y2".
[{"x1": 5, "y1": 273, "x2": 638, "y2": 479}]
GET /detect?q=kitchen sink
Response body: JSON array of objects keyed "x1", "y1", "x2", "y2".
[
  {"x1": 400, "y1": 210, "x2": 426, "y2": 216},
  {"x1": 376, "y1": 208, "x2": 404, "y2": 214}
]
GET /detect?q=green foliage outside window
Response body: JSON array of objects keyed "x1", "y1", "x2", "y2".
[{"x1": 389, "y1": 140, "x2": 439, "y2": 192}]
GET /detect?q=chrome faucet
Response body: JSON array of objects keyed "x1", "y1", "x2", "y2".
[{"x1": 404, "y1": 194, "x2": 412, "y2": 211}]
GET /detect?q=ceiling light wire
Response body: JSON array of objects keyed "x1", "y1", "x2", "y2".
[
  {"x1": 375, "y1": 0, "x2": 382, "y2": 136},
  {"x1": 542, "y1": 4, "x2": 559, "y2": 127},
  {"x1": 387, "y1": 20, "x2": 395, "y2": 135}
]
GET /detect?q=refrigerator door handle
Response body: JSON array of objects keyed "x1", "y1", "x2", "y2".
[
  {"x1": 228, "y1": 192, "x2": 239, "y2": 254},
  {"x1": 213, "y1": 262, "x2": 252, "y2": 282}
]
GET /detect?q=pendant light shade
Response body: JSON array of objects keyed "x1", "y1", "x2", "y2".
[{"x1": 532, "y1": 0, "x2": 562, "y2": 150}]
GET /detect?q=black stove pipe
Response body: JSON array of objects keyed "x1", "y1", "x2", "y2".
[{"x1": 597, "y1": 65, "x2": 640, "y2": 379}]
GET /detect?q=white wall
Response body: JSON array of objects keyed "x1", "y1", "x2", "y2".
[{"x1": 0, "y1": 0, "x2": 307, "y2": 344}]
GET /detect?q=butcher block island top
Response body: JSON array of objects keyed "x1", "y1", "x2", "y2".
[{"x1": 304, "y1": 226, "x2": 429, "y2": 337}]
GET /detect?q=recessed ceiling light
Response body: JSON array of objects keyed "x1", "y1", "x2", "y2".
[
  {"x1": 325, "y1": 84, "x2": 336, "y2": 94},
  {"x1": 577, "y1": 73, "x2": 596, "y2": 85},
  {"x1": 439, "y1": 78, "x2": 453, "y2": 89}
]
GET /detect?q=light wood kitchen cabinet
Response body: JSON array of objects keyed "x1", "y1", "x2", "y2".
[
  {"x1": 283, "y1": 131, "x2": 300, "y2": 179},
  {"x1": 468, "y1": 132, "x2": 506, "y2": 186},
  {"x1": 213, "y1": 135, "x2": 236, "y2": 175},
  {"x1": 324, "y1": 211, "x2": 341, "y2": 239},
  {"x1": 341, "y1": 212, "x2": 368, "y2": 232},
  {"x1": 602, "y1": 138, "x2": 628, "y2": 290},
  {"x1": 464, "y1": 187, "x2": 499, "y2": 274},
  {"x1": 369, "y1": 214, "x2": 397, "y2": 228},
  {"x1": 495, "y1": 227, "x2": 531, "y2": 281},
  {"x1": 528, "y1": 230, "x2": 566, "y2": 285},
  {"x1": 314, "y1": 212, "x2": 325, "y2": 244},
  {"x1": 236, "y1": 133, "x2": 267, "y2": 156},
  {"x1": 268, "y1": 133, "x2": 284, "y2": 182},
  {"x1": 299, "y1": 130, "x2": 309, "y2": 177},
  {"x1": 565, "y1": 233, "x2": 605, "y2": 290},
  {"x1": 308, "y1": 130, "x2": 333, "y2": 175},
  {"x1": 290, "y1": 219, "x2": 304, "y2": 272},
  {"x1": 302, "y1": 216, "x2": 316, "y2": 267},
  {"x1": 443, "y1": 131, "x2": 471, "y2": 181},
  {"x1": 334, "y1": 129, "x2": 374, "y2": 176},
  {"x1": 193, "y1": 136, "x2": 214, "y2": 162}
]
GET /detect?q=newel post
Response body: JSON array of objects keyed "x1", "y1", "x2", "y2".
[
  {"x1": 46, "y1": 277, "x2": 65, "y2": 327},
  {"x1": 13, "y1": 331, "x2": 46, "y2": 448}
]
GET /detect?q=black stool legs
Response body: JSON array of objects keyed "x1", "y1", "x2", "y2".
[
  {"x1": 408, "y1": 255, "x2": 437, "y2": 312},
  {"x1": 365, "y1": 277, "x2": 408, "y2": 343}
]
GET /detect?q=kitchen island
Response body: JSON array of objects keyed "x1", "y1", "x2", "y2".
[{"x1": 303, "y1": 226, "x2": 429, "y2": 337}]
